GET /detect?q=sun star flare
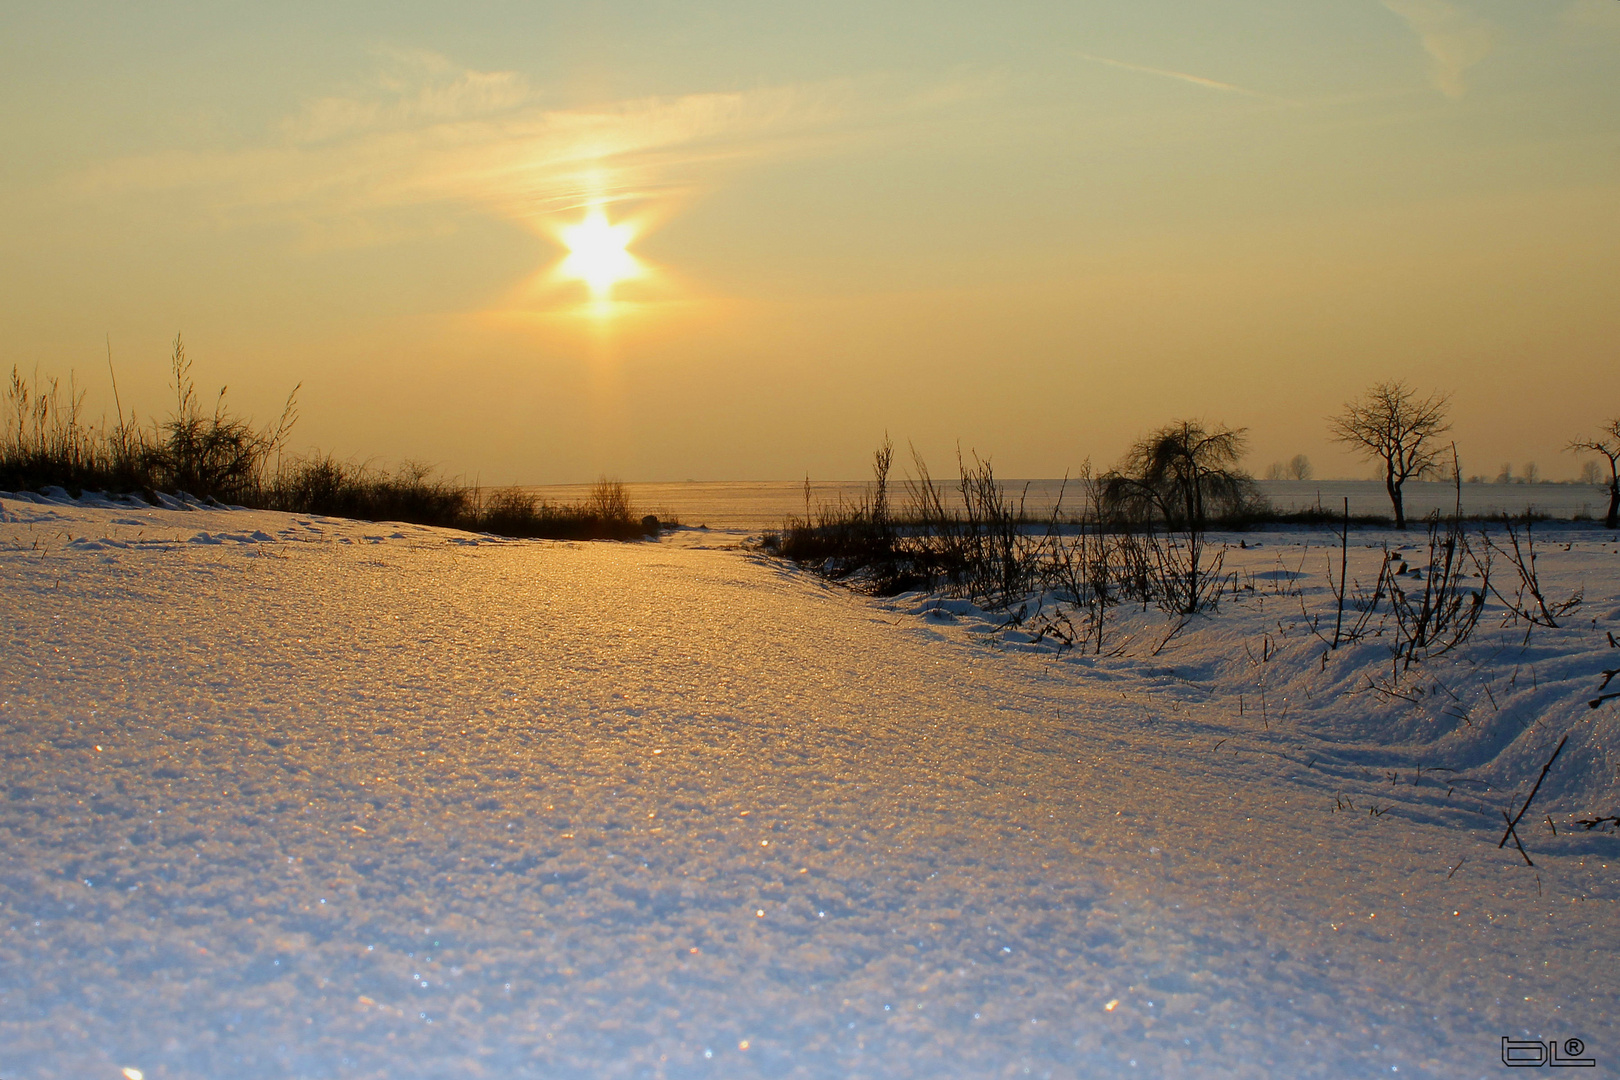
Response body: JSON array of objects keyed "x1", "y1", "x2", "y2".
[{"x1": 557, "y1": 209, "x2": 642, "y2": 299}]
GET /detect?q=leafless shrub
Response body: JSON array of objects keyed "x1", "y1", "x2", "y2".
[
  {"x1": 955, "y1": 451, "x2": 1036, "y2": 604},
  {"x1": 478, "y1": 487, "x2": 542, "y2": 533},
  {"x1": 777, "y1": 446, "x2": 1044, "y2": 604},
  {"x1": 1301, "y1": 499, "x2": 1356, "y2": 649},
  {"x1": 1482, "y1": 516, "x2": 1582, "y2": 629},
  {"x1": 1142, "y1": 531, "x2": 1233, "y2": 616},
  {"x1": 1036, "y1": 467, "x2": 1116, "y2": 653},
  {"x1": 1386, "y1": 510, "x2": 1485, "y2": 668},
  {"x1": 1341, "y1": 557, "x2": 1392, "y2": 644},
  {"x1": 1112, "y1": 527, "x2": 1156, "y2": 610},
  {"x1": 589, "y1": 477, "x2": 633, "y2": 524},
  {"x1": 0, "y1": 341, "x2": 654, "y2": 539}
]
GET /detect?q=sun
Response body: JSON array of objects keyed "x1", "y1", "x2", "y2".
[{"x1": 557, "y1": 209, "x2": 641, "y2": 298}]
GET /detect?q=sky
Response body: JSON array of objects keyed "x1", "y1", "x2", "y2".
[{"x1": 2, "y1": 1, "x2": 1617, "y2": 484}]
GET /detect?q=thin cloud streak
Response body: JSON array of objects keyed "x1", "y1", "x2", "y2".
[
  {"x1": 1076, "y1": 53, "x2": 1295, "y2": 104},
  {"x1": 72, "y1": 52, "x2": 925, "y2": 250},
  {"x1": 85, "y1": 94, "x2": 844, "y2": 241}
]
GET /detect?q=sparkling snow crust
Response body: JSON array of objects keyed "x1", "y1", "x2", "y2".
[{"x1": 2, "y1": 494, "x2": 1618, "y2": 1078}]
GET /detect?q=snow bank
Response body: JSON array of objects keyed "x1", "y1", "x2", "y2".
[{"x1": 2, "y1": 497, "x2": 1617, "y2": 1079}]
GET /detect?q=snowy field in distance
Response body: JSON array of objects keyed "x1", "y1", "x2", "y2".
[
  {"x1": 522, "y1": 479, "x2": 1612, "y2": 533},
  {"x1": 2, "y1": 491, "x2": 1619, "y2": 1079}
]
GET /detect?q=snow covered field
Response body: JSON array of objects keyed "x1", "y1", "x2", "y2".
[
  {"x1": 2, "y1": 493, "x2": 1618, "y2": 1079},
  {"x1": 520, "y1": 480, "x2": 1610, "y2": 533}
]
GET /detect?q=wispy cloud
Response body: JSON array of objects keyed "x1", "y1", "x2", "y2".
[
  {"x1": 1076, "y1": 53, "x2": 1293, "y2": 104},
  {"x1": 278, "y1": 49, "x2": 535, "y2": 145},
  {"x1": 77, "y1": 50, "x2": 879, "y2": 247},
  {"x1": 1382, "y1": 0, "x2": 1493, "y2": 99}
]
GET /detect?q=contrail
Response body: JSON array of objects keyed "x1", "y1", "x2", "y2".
[{"x1": 1076, "y1": 52, "x2": 1291, "y2": 103}]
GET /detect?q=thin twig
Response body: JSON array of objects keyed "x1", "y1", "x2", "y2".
[
  {"x1": 1501, "y1": 810, "x2": 1533, "y2": 866},
  {"x1": 1497, "y1": 735, "x2": 1568, "y2": 858}
]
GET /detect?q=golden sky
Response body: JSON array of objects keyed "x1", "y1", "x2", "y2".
[{"x1": 2, "y1": 2, "x2": 1616, "y2": 482}]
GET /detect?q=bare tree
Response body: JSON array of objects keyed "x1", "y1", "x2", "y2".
[
  {"x1": 1100, "y1": 421, "x2": 1256, "y2": 614},
  {"x1": 1101, "y1": 420, "x2": 1255, "y2": 531},
  {"x1": 1329, "y1": 381, "x2": 1451, "y2": 528},
  {"x1": 1567, "y1": 418, "x2": 1620, "y2": 529},
  {"x1": 1266, "y1": 454, "x2": 1313, "y2": 481}
]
